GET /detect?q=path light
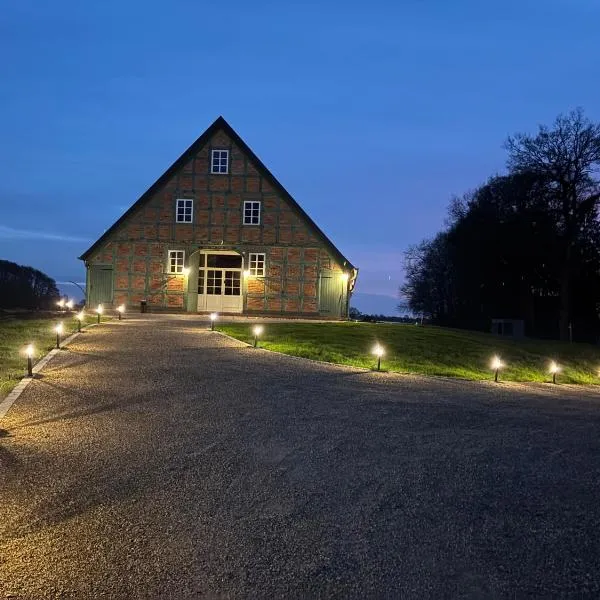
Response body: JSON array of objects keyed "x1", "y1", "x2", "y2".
[
  {"x1": 96, "y1": 304, "x2": 103, "y2": 324},
  {"x1": 491, "y1": 355, "x2": 504, "y2": 383},
  {"x1": 253, "y1": 325, "x2": 263, "y2": 348},
  {"x1": 372, "y1": 343, "x2": 385, "y2": 371},
  {"x1": 55, "y1": 322, "x2": 63, "y2": 349},
  {"x1": 57, "y1": 299, "x2": 65, "y2": 310},
  {"x1": 210, "y1": 312, "x2": 218, "y2": 331},
  {"x1": 66, "y1": 299, "x2": 74, "y2": 310},
  {"x1": 549, "y1": 361, "x2": 561, "y2": 384},
  {"x1": 25, "y1": 344, "x2": 34, "y2": 377},
  {"x1": 75, "y1": 310, "x2": 84, "y2": 332},
  {"x1": 117, "y1": 304, "x2": 125, "y2": 320}
]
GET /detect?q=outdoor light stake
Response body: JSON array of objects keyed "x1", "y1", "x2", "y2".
[
  {"x1": 55, "y1": 324, "x2": 63, "y2": 349},
  {"x1": 26, "y1": 345, "x2": 33, "y2": 377},
  {"x1": 549, "y1": 361, "x2": 560, "y2": 384},
  {"x1": 491, "y1": 356, "x2": 503, "y2": 383},
  {"x1": 372, "y1": 344, "x2": 384, "y2": 371},
  {"x1": 253, "y1": 326, "x2": 263, "y2": 348}
]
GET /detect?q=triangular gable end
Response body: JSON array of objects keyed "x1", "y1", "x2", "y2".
[{"x1": 79, "y1": 116, "x2": 355, "y2": 273}]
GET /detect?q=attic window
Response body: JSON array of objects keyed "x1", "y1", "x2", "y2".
[
  {"x1": 211, "y1": 149, "x2": 229, "y2": 174},
  {"x1": 176, "y1": 199, "x2": 193, "y2": 223},
  {"x1": 243, "y1": 201, "x2": 261, "y2": 225}
]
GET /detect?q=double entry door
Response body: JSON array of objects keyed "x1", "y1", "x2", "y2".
[{"x1": 197, "y1": 252, "x2": 243, "y2": 313}]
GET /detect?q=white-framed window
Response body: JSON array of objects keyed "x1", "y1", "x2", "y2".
[
  {"x1": 168, "y1": 250, "x2": 185, "y2": 274},
  {"x1": 211, "y1": 149, "x2": 229, "y2": 174},
  {"x1": 176, "y1": 199, "x2": 193, "y2": 223},
  {"x1": 243, "y1": 201, "x2": 261, "y2": 225},
  {"x1": 248, "y1": 253, "x2": 266, "y2": 277}
]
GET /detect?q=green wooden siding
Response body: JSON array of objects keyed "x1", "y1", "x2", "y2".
[{"x1": 88, "y1": 265, "x2": 114, "y2": 307}]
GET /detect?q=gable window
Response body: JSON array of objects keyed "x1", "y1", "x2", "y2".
[
  {"x1": 248, "y1": 253, "x2": 265, "y2": 277},
  {"x1": 176, "y1": 199, "x2": 193, "y2": 223},
  {"x1": 243, "y1": 201, "x2": 261, "y2": 225},
  {"x1": 168, "y1": 250, "x2": 185, "y2": 274},
  {"x1": 211, "y1": 149, "x2": 229, "y2": 174}
]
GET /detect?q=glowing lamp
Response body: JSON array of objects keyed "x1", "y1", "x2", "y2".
[
  {"x1": 117, "y1": 304, "x2": 125, "y2": 320},
  {"x1": 66, "y1": 300, "x2": 74, "y2": 310},
  {"x1": 253, "y1": 325, "x2": 263, "y2": 348},
  {"x1": 372, "y1": 343, "x2": 384, "y2": 371},
  {"x1": 491, "y1": 355, "x2": 504, "y2": 382},
  {"x1": 182, "y1": 267, "x2": 190, "y2": 276},
  {"x1": 57, "y1": 299, "x2": 65, "y2": 308},
  {"x1": 210, "y1": 312, "x2": 218, "y2": 331},
  {"x1": 341, "y1": 272, "x2": 350, "y2": 282},
  {"x1": 96, "y1": 304, "x2": 103, "y2": 324},
  {"x1": 243, "y1": 269, "x2": 251, "y2": 278},
  {"x1": 549, "y1": 361, "x2": 561, "y2": 384},
  {"x1": 75, "y1": 310, "x2": 84, "y2": 331},
  {"x1": 25, "y1": 344, "x2": 34, "y2": 377},
  {"x1": 55, "y1": 322, "x2": 63, "y2": 348}
]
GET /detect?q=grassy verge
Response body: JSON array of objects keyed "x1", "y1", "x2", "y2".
[
  {"x1": 0, "y1": 314, "x2": 111, "y2": 397},
  {"x1": 219, "y1": 322, "x2": 600, "y2": 385}
]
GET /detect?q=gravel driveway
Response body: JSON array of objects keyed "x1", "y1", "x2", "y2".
[{"x1": 1, "y1": 315, "x2": 600, "y2": 598}]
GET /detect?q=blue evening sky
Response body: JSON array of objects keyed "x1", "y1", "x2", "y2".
[{"x1": 1, "y1": 0, "x2": 599, "y2": 314}]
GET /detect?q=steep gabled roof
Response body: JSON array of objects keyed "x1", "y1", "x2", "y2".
[{"x1": 80, "y1": 116, "x2": 355, "y2": 271}]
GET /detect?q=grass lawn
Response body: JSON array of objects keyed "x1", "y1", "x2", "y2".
[
  {"x1": 0, "y1": 314, "x2": 111, "y2": 397},
  {"x1": 219, "y1": 322, "x2": 600, "y2": 385}
]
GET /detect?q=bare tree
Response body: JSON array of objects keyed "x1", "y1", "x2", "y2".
[{"x1": 505, "y1": 108, "x2": 600, "y2": 340}]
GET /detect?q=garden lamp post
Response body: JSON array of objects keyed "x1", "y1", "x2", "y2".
[
  {"x1": 96, "y1": 304, "x2": 103, "y2": 324},
  {"x1": 117, "y1": 304, "x2": 125, "y2": 320},
  {"x1": 76, "y1": 311, "x2": 84, "y2": 332},
  {"x1": 491, "y1": 355, "x2": 504, "y2": 382},
  {"x1": 253, "y1": 325, "x2": 263, "y2": 348},
  {"x1": 372, "y1": 343, "x2": 384, "y2": 371},
  {"x1": 549, "y1": 361, "x2": 561, "y2": 384},
  {"x1": 26, "y1": 344, "x2": 34, "y2": 377},
  {"x1": 210, "y1": 313, "x2": 218, "y2": 331},
  {"x1": 55, "y1": 322, "x2": 63, "y2": 349}
]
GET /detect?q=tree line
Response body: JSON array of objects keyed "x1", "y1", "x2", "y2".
[
  {"x1": 402, "y1": 109, "x2": 600, "y2": 342},
  {"x1": 0, "y1": 259, "x2": 60, "y2": 310}
]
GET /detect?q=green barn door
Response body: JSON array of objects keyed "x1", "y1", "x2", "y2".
[
  {"x1": 318, "y1": 270, "x2": 342, "y2": 317},
  {"x1": 88, "y1": 266, "x2": 114, "y2": 307}
]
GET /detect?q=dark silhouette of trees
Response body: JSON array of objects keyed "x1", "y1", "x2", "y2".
[
  {"x1": 0, "y1": 260, "x2": 60, "y2": 310},
  {"x1": 505, "y1": 108, "x2": 600, "y2": 340},
  {"x1": 402, "y1": 109, "x2": 600, "y2": 342}
]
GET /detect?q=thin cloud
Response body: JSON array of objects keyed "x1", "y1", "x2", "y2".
[{"x1": 0, "y1": 225, "x2": 90, "y2": 243}]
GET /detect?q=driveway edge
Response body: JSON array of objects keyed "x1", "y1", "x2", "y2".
[{"x1": 0, "y1": 322, "x2": 104, "y2": 420}]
